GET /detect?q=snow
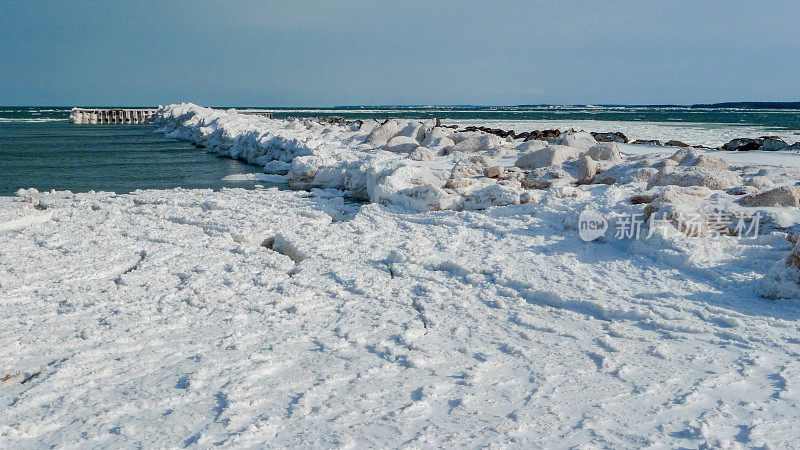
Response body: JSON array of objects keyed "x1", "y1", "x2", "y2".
[
  {"x1": 2, "y1": 186, "x2": 800, "y2": 447},
  {"x1": 3, "y1": 103, "x2": 800, "y2": 447}
]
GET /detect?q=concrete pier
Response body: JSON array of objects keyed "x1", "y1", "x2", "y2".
[{"x1": 70, "y1": 107, "x2": 159, "y2": 124}]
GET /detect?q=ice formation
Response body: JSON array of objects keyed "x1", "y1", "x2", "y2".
[{"x1": 3, "y1": 103, "x2": 800, "y2": 447}]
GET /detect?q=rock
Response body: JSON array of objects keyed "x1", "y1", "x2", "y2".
[
  {"x1": 631, "y1": 139, "x2": 661, "y2": 146},
  {"x1": 630, "y1": 193, "x2": 659, "y2": 204},
  {"x1": 760, "y1": 137, "x2": 789, "y2": 151},
  {"x1": 722, "y1": 138, "x2": 762, "y2": 151},
  {"x1": 484, "y1": 165, "x2": 505, "y2": 179},
  {"x1": 513, "y1": 140, "x2": 548, "y2": 153},
  {"x1": 692, "y1": 154, "x2": 730, "y2": 171},
  {"x1": 461, "y1": 184, "x2": 521, "y2": 209},
  {"x1": 665, "y1": 140, "x2": 690, "y2": 148},
  {"x1": 591, "y1": 131, "x2": 628, "y2": 143},
  {"x1": 521, "y1": 173, "x2": 552, "y2": 189},
  {"x1": 647, "y1": 166, "x2": 742, "y2": 190},
  {"x1": 668, "y1": 148, "x2": 704, "y2": 164},
  {"x1": 576, "y1": 155, "x2": 597, "y2": 182},
  {"x1": 396, "y1": 122, "x2": 427, "y2": 143},
  {"x1": 524, "y1": 129, "x2": 561, "y2": 141},
  {"x1": 644, "y1": 186, "x2": 711, "y2": 237},
  {"x1": 409, "y1": 146, "x2": 436, "y2": 161},
  {"x1": 594, "y1": 164, "x2": 658, "y2": 185},
  {"x1": 652, "y1": 159, "x2": 679, "y2": 168},
  {"x1": 365, "y1": 120, "x2": 400, "y2": 143},
  {"x1": 555, "y1": 131, "x2": 597, "y2": 151},
  {"x1": 445, "y1": 177, "x2": 474, "y2": 189},
  {"x1": 452, "y1": 134, "x2": 502, "y2": 153},
  {"x1": 515, "y1": 145, "x2": 580, "y2": 169},
  {"x1": 788, "y1": 241, "x2": 800, "y2": 271},
  {"x1": 739, "y1": 186, "x2": 800, "y2": 208},
  {"x1": 789, "y1": 142, "x2": 800, "y2": 152},
  {"x1": 744, "y1": 176, "x2": 774, "y2": 191},
  {"x1": 421, "y1": 128, "x2": 456, "y2": 151},
  {"x1": 586, "y1": 142, "x2": 623, "y2": 162},
  {"x1": 385, "y1": 135, "x2": 421, "y2": 152},
  {"x1": 727, "y1": 186, "x2": 759, "y2": 196}
]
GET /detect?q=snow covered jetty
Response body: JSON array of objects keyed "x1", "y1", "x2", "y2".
[{"x1": 69, "y1": 108, "x2": 158, "y2": 124}]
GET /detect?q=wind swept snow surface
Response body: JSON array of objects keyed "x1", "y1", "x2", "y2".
[
  {"x1": 1, "y1": 186, "x2": 800, "y2": 447},
  {"x1": 3, "y1": 104, "x2": 800, "y2": 447}
]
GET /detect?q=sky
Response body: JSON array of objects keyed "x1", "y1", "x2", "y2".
[{"x1": 1, "y1": 0, "x2": 799, "y2": 107}]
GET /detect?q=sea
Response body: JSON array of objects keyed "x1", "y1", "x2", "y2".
[{"x1": 1, "y1": 106, "x2": 799, "y2": 196}]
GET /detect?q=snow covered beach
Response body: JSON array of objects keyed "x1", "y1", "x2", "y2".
[{"x1": 3, "y1": 103, "x2": 800, "y2": 447}]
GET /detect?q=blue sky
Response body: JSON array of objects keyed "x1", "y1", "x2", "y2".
[{"x1": 2, "y1": 1, "x2": 799, "y2": 106}]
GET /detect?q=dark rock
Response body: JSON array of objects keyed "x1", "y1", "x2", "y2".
[
  {"x1": 631, "y1": 139, "x2": 662, "y2": 146},
  {"x1": 542, "y1": 129, "x2": 561, "y2": 139},
  {"x1": 665, "y1": 140, "x2": 690, "y2": 148},
  {"x1": 630, "y1": 193, "x2": 659, "y2": 204},
  {"x1": 591, "y1": 131, "x2": 629, "y2": 143},
  {"x1": 760, "y1": 137, "x2": 789, "y2": 151},
  {"x1": 722, "y1": 138, "x2": 762, "y2": 151}
]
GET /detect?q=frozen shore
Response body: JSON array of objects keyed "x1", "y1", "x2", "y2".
[
  {"x1": 2, "y1": 186, "x2": 800, "y2": 447},
  {"x1": 2, "y1": 103, "x2": 800, "y2": 446}
]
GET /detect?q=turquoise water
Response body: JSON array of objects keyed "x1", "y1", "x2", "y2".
[
  {"x1": 0, "y1": 107, "x2": 266, "y2": 196},
  {"x1": 1, "y1": 106, "x2": 799, "y2": 196}
]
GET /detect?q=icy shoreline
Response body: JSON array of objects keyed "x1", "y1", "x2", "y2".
[
  {"x1": 153, "y1": 103, "x2": 800, "y2": 296},
  {"x1": 2, "y1": 186, "x2": 800, "y2": 447},
  {"x1": 3, "y1": 103, "x2": 800, "y2": 446}
]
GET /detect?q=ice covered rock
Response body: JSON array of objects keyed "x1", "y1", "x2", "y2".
[
  {"x1": 396, "y1": 121, "x2": 431, "y2": 142},
  {"x1": 593, "y1": 161, "x2": 658, "y2": 185},
  {"x1": 484, "y1": 165, "x2": 505, "y2": 179},
  {"x1": 513, "y1": 139, "x2": 548, "y2": 153},
  {"x1": 369, "y1": 164, "x2": 452, "y2": 211},
  {"x1": 644, "y1": 186, "x2": 711, "y2": 237},
  {"x1": 761, "y1": 137, "x2": 789, "y2": 151},
  {"x1": 631, "y1": 139, "x2": 662, "y2": 146},
  {"x1": 451, "y1": 155, "x2": 495, "y2": 178},
  {"x1": 744, "y1": 176, "x2": 774, "y2": 192},
  {"x1": 788, "y1": 241, "x2": 800, "y2": 271},
  {"x1": 554, "y1": 131, "x2": 597, "y2": 151},
  {"x1": 586, "y1": 142, "x2": 623, "y2": 162},
  {"x1": 452, "y1": 134, "x2": 502, "y2": 153},
  {"x1": 646, "y1": 166, "x2": 742, "y2": 190},
  {"x1": 421, "y1": 127, "x2": 456, "y2": 151},
  {"x1": 358, "y1": 118, "x2": 381, "y2": 133},
  {"x1": 576, "y1": 155, "x2": 597, "y2": 182},
  {"x1": 668, "y1": 148, "x2": 704, "y2": 164},
  {"x1": 386, "y1": 135, "x2": 421, "y2": 153},
  {"x1": 692, "y1": 154, "x2": 730, "y2": 171},
  {"x1": 409, "y1": 146, "x2": 436, "y2": 161},
  {"x1": 739, "y1": 186, "x2": 800, "y2": 208},
  {"x1": 461, "y1": 184, "x2": 521, "y2": 209},
  {"x1": 515, "y1": 145, "x2": 579, "y2": 169},
  {"x1": 365, "y1": 120, "x2": 400, "y2": 143},
  {"x1": 591, "y1": 131, "x2": 628, "y2": 143},
  {"x1": 445, "y1": 177, "x2": 475, "y2": 189}
]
